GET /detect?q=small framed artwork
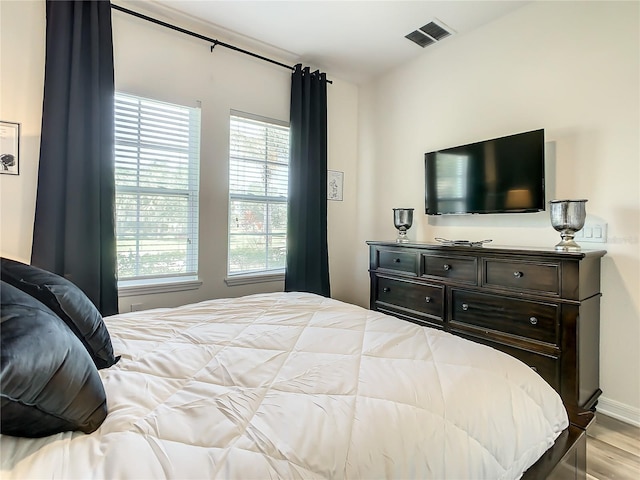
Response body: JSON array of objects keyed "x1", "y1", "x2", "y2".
[
  {"x1": 328, "y1": 170, "x2": 344, "y2": 201},
  {"x1": 0, "y1": 121, "x2": 20, "y2": 175}
]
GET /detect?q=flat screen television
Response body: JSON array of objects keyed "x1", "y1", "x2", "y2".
[{"x1": 424, "y1": 129, "x2": 545, "y2": 215}]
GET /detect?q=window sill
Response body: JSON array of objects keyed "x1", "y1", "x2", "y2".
[
  {"x1": 118, "y1": 277, "x2": 202, "y2": 297},
  {"x1": 225, "y1": 272, "x2": 285, "y2": 286}
]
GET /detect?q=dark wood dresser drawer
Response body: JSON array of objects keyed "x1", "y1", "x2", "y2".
[
  {"x1": 484, "y1": 258, "x2": 560, "y2": 295},
  {"x1": 512, "y1": 348, "x2": 559, "y2": 390},
  {"x1": 422, "y1": 254, "x2": 477, "y2": 284},
  {"x1": 378, "y1": 249, "x2": 417, "y2": 275},
  {"x1": 376, "y1": 277, "x2": 444, "y2": 320},
  {"x1": 451, "y1": 289, "x2": 559, "y2": 346}
]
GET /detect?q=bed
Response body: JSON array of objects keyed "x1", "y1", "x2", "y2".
[{"x1": 1, "y1": 282, "x2": 583, "y2": 479}]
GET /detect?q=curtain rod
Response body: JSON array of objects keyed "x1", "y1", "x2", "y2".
[{"x1": 111, "y1": 4, "x2": 332, "y2": 84}]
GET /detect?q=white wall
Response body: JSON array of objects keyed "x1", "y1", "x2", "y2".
[
  {"x1": 0, "y1": 1, "x2": 361, "y2": 311},
  {"x1": 327, "y1": 79, "x2": 360, "y2": 304},
  {"x1": 356, "y1": 1, "x2": 640, "y2": 422},
  {"x1": 0, "y1": 0, "x2": 44, "y2": 262}
]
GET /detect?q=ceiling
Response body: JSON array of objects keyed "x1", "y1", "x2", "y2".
[{"x1": 150, "y1": 1, "x2": 531, "y2": 84}]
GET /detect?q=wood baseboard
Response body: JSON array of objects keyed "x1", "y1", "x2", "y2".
[{"x1": 596, "y1": 397, "x2": 640, "y2": 427}]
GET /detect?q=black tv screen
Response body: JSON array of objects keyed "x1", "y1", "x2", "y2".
[{"x1": 425, "y1": 129, "x2": 545, "y2": 215}]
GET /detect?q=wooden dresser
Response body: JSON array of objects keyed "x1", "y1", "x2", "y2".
[{"x1": 367, "y1": 241, "x2": 606, "y2": 411}]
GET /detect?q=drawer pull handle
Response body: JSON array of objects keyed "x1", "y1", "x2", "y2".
[
  {"x1": 529, "y1": 316, "x2": 538, "y2": 325},
  {"x1": 513, "y1": 271, "x2": 523, "y2": 278},
  {"x1": 394, "y1": 258, "x2": 401, "y2": 263},
  {"x1": 425, "y1": 296, "x2": 431, "y2": 303},
  {"x1": 462, "y1": 303, "x2": 469, "y2": 311},
  {"x1": 383, "y1": 287, "x2": 391, "y2": 293},
  {"x1": 443, "y1": 264, "x2": 451, "y2": 271}
]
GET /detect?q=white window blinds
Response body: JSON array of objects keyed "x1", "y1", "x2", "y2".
[
  {"x1": 114, "y1": 93, "x2": 201, "y2": 282},
  {"x1": 228, "y1": 111, "x2": 289, "y2": 275}
]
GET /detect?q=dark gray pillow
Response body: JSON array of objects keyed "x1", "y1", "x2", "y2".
[
  {"x1": 0, "y1": 257, "x2": 119, "y2": 369},
  {"x1": 0, "y1": 281, "x2": 108, "y2": 437}
]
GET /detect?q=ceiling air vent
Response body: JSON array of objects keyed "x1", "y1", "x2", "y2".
[
  {"x1": 405, "y1": 30, "x2": 435, "y2": 48},
  {"x1": 405, "y1": 20, "x2": 453, "y2": 48},
  {"x1": 420, "y1": 21, "x2": 451, "y2": 41}
]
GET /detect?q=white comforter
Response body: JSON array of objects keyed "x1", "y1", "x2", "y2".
[{"x1": 1, "y1": 292, "x2": 567, "y2": 479}]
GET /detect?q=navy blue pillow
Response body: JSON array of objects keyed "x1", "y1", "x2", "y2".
[
  {"x1": 0, "y1": 281, "x2": 108, "y2": 437},
  {"x1": 0, "y1": 257, "x2": 119, "y2": 369}
]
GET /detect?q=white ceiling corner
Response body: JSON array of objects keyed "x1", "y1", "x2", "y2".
[{"x1": 136, "y1": 0, "x2": 533, "y2": 84}]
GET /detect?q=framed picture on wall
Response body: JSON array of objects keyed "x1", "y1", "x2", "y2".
[
  {"x1": 328, "y1": 170, "x2": 344, "y2": 201},
  {"x1": 0, "y1": 121, "x2": 20, "y2": 175}
]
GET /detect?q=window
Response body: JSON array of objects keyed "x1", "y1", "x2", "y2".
[
  {"x1": 228, "y1": 111, "x2": 289, "y2": 277},
  {"x1": 114, "y1": 93, "x2": 200, "y2": 283}
]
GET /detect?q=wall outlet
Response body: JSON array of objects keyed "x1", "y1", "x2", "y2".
[
  {"x1": 130, "y1": 303, "x2": 144, "y2": 312},
  {"x1": 575, "y1": 222, "x2": 607, "y2": 243}
]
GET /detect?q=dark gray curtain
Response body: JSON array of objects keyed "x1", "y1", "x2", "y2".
[
  {"x1": 32, "y1": 0, "x2": 118, "y2": 316},
  {"x1": 285, "y1": 64, "x2": 330, "y2": 296}
]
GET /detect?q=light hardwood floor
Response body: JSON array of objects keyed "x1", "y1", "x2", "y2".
[{"x1": 587, "y1": 413, "x2": 640, "y2": 480}]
